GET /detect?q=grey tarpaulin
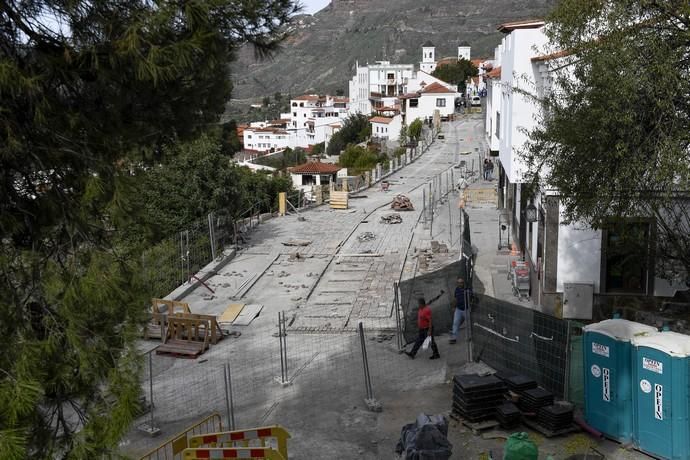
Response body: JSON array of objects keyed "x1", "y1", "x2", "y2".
[{"x1": 395, "y1": 414, "x2": 453, "y2": 460}]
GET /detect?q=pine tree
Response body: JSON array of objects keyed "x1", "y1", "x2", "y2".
[{"x1": 0, "y1": 1, "x2": 299, "y2": 457}]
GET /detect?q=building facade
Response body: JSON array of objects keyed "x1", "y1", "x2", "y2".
[{"x1": 485, "y1": 19, "x2": 688, "y2": 315}]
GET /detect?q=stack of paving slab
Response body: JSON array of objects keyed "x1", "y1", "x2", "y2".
[
  {"x1": 537, "y1": 403, "x2": 574, "y2": 432},
  {"x1": 452, "y1": 374, "x2": 506, "y2": 423},
  {"x1": 518, "y1": 387, "x2": 554, "y2": 413},
  {"x1": 495, "y1": 402, "x2": 521, "y2": 429}
]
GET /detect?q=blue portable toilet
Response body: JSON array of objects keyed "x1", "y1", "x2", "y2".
[
  {"x1": 582, "y1": 319, "x2": 657, "y2": 442},
  {"x1": 631, "y1": 332, "x2": 690, "y2": 460}
]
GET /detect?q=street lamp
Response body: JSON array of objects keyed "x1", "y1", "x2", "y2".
[{"x1": 525, "y1": 203, "x2": 538, "y2": 223}]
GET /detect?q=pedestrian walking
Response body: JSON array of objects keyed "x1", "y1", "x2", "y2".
[
  {"x1": 405, "y1": 297, "x2": 441, "y2": 360},
  {"x1": 450, "y1": 278, "x2": 471, "y2": 344},
  {"x1": 483, "y1": 158, "x2": 489, "y2": 180},
  {"x1": 487, "y1": 159, "x2": 494, "y2": 180}
]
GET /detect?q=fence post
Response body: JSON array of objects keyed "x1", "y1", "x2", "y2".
[
  {"x1": 358, "y1": 322, "x2": 382, "y2": 412},
  {"x1": 277, "y1": 312, "x2": 290, "y2": 386},
  {"x1": 185, "y1": 230, "x2": 191, "y2": 283},
  {"x1": 224, "y1": 362, "x2": 236, "y2": 430},
  {"x1": 137, "y1": 351, "x2": 161, "y2": 436},
  {"x1": 394, "y1": 282, "x2": 404, "y2": 351},
  {"x1": 448, "y1": 199, "x2": 453, "y2": 248},
  {"x1": 179, "y1": 231, "x2": 186, "y2": 285},
  {"x1": 422, "y1": 188, "x2": 427, "y2": 227},
  {"x1": 208, "y1": 212, "x2": 217, "y2": 260}
]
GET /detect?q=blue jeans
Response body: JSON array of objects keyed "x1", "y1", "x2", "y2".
[{"x1": 451, "y1": 308, "x2": 466, "y2": 340}]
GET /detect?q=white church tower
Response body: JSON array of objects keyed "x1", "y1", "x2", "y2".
[
  {"x1": 458, "y1": 44, "x2": 471, "y2": 61},
  {"x1": 420, "y1": 41, "x2": 436, "y2": 73}
]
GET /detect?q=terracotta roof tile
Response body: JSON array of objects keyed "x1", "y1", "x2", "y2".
[
  {"x1": 421, "y1": 82, "x2": 455, "y2": 94},
  {"x1": 370, "y1": 116, "x2": 394, "y2": 124},
  {"x1": 497, "y1": 19, "x2": 545, "y2": 33},
  {"x1": 290, "y1": 162, "x2": 342, "y2": 174},
  {"x1": 485, "y1": 66, "x2": 502, "y2": 79},
  {"x1": 531, "y1": 49, "x2": 572, "y2": 62}
]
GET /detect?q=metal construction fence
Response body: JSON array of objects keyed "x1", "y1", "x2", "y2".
[
  {"x1": 470, "y1": 294, "x2": 583, "y2": 399},
  {"x1": 134, "y1": 314, "x2": 429, "y2": 458},
  {"x1": 140, "y1": 195, "x2": 293, "y2": 300}
]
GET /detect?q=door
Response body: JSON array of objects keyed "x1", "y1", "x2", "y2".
[
  {"x1": 635, "y1": 347, "x2": 672, "y2": 458},
  {"x1": 584, "y1": 334, "x2": 618, "y2": 438}
]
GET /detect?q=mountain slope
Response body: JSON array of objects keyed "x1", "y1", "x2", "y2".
[{"x1": 231, "y1": 0, "x2": 555, "y2": 100}]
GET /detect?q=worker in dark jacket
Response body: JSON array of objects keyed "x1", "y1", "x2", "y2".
[
  {"x1": 450, "y1": 278, "x2": 470, "y2": 344},
  {"x1": 406, "y1": 297, "x2": 440, "y2": 360}
]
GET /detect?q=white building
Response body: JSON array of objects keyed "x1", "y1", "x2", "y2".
[
  {"x1": 348, "y1": 61, "x2": 415, "y2": 116},
  {"x1": 485, "y1": 18, "x2": 687, "y2": 313},
  {"x1": 420, "y1": 41, "x2": 436, "y2": 74},
  {"x1": 399, "y1": 82, "x2": 459, "y2": 127},
  {"x1": 242, "y1": 122, "x2": 291, "y2": 153},
  {"x1": 289, "y1": 160, "x2": 342, "y2": 194},
  {"x1": 370, "y1": 114, "x2": 403, "y2": 142},
  {"x1": 457, "y1": 45, "x2": 471, "y2": 61},
  {"x1": 285, "y1": 94, "x2": 349, "y2": 150}
]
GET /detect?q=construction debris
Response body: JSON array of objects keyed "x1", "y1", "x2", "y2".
[
  {"x1": 357, "y1": 231, "x2": 376, "y2": 243},
  {"x1": 391, "y1": 194, "x2": 414, "y2": 211},
  {"x1": 380, "y1": 213, "x2": 403, "y2": 224},
  {"x1": 282, "y1": 239, "x2": 312, "y2": 247}
]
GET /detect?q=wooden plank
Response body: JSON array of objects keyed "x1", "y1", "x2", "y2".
[
  {"x1": 220, "y1": 303, "x2": 245, "y2": 323},
  {"x1": 330, "y1": 191, "x2": 349, "y2": 210},
  {"x1": 156, "y1": 339, "x2": 205, "y2": 358},
  {"x1": 233, "y1": 304, "x2": 263, "y2": 326}
]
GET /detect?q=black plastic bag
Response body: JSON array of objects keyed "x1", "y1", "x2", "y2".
[{"x1": 395, "y1": 414, "x2": 453, "y2": 460}]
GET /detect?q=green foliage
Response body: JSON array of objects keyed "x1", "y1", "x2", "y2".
[
  {"x1": 326, "y1": 114, "x2": 371, "y2": 155},
  {"x1": 339, "y1": 145, "x2": 385, "y2": 173},
  {"x1": 220, "y1": 120, "x2": 242, "y2": 157},
  {"x1": 0, "y1": 0, "x2": 299, "y2": 456},
  {"x1": 431, "y1": 59, "x2": 478, "y2": 92},
  {"x1": 523, "y1": 0, "x2": 690, "y2": 281},
  {"x1": 254, "y1": 147, "x2": 308, "y2": 170},
  {"x1": 408, "y1": 118, "x2": 424, "y2": 142},
  {"x1": 311, "y1": 142, "x2": 325, "y2": 156}
]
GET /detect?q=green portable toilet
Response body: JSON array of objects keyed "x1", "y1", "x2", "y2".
[
  {"x1": 631, "y1": 332, "x2": 690, "y2": 460},
  {"x1": 582, "y1": 319, "x2": 657, "y2": 442}
]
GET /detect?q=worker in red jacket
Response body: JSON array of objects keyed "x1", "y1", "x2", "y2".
[{"x1": 405, "y1": 297, "x2": 440, "y2": 360}]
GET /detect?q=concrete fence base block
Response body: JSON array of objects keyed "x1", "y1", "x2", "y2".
[
  {"x1": 365, "y1": 398, "x2": 383, "y2": 412},
  {"x1": 274, "y1": 376, "x2": 293, "y2": 387}
]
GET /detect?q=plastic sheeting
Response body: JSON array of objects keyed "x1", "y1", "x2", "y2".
[{"x1": 395, "y1": 414, "x2": 453, "y2": 460}]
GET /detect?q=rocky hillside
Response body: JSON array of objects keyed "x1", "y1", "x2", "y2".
[{"x1": 230, "y1": 0, "x2": 555, "y2": 101}]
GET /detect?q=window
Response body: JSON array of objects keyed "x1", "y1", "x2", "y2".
[
  {"x1": 293, "y1": 112, "x2": 297, "y2": 117},
  {"x1": 436, "y1": 98, "x2": 446, "y2": 107},
  {"x1": 387, "y1": 73, "x2": 394, "y2": 80},
  {"x1": 602, "y1": 221, "x2": 652, "y2": 294},
  {"x1": 303, "y1": 113, "x2": 307, "y2": 117},
  {"x1": 495, "y1": 112, "x2": 501, "y2": 139},
  {"x1": 292, "y1": 102, "x2": 297, "y2": 107},
  {"x1": 299, "y1": 103, "x2": 304, "y2": 107},
  {"x1": 247, "y1": 135, "x2": 252, "y2": 139},
  {"x1": 409, "y1": 99, "x2": 419, "y2": 108}
]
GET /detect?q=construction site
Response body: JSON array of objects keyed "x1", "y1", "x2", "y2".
[{"x1": 121, "y1": 114, "x2": 654, "y2": 460}]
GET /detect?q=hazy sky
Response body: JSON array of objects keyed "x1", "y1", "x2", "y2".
[{"x1": 300, "y1": 0, "x2": 331, "y2": 14}]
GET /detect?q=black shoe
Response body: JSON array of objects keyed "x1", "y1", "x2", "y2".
[
  {"x1": 405, "y1": 351, "x2": 415, "y2": 359},
  {"x1": 429, "y1": 354, "x2": 440, "y2": 360}
]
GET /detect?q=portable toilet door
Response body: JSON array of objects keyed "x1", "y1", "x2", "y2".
[
  {"x1": 632, "y1": 332, "x2": 690, "y2": 460},
  {"x1": 582, "y1": 319, "x2": 657, "y2": 442}
]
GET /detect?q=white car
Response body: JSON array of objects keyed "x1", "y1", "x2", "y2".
[{"x1": 470, "y1": 96, "x2": 481, "y2": 107}]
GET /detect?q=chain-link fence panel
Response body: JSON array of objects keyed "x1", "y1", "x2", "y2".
[{"x1": 471, "y1": 294, "x2": 570, "y2": 397}]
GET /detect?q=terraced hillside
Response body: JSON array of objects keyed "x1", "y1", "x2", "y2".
[{"x1": 230, "y1": 0, "x2": 555, "y2": 101}]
